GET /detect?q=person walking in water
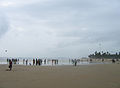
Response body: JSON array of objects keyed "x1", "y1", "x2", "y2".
[{"x1": 9, "y1": 60, "x2": 12, "y2": 71}]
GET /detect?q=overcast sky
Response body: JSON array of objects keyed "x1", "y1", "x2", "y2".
[{"x1": 0, "y1": 0, "x2": 120, "y2": 58}]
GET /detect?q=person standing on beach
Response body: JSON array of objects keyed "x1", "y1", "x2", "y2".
[
  {"x1": 90, "y1": 58, "x2": 92, "y2": 63},
  {"x1": 23, "y1": 59, "x2": 25, "y2": 65},
  {"x1": 102, "y1": 58, "x2": 104, "y2": 62},
  {"x1": 112, "y1": 59, "x2": 115, "y2": 63},
  {"x1": 9, "y1": 60, "x2": 12, "y2": 71},
  {"x1": 36, "y1": 59, "x2": 38, "y2": 65},
  {"x1": 26, "y1": 59, "x2": 28, "y2": 65},
  {"x1": 33, "y1": 59, "x2": 35, "y2": 65},
  {"x1": 74, "y1": 59, "x2": 77, "y2": 66}
]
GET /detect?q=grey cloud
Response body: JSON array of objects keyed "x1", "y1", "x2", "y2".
[
  {"x1": 11, "y1": 0, "x2": 98, "y2": 19},
  {"x1": 18, "y1": 0, "x2": 120, "y2": 47},
  {"x1": 1, "y1": 0, "x2": 120, "y2": 57},
  {"x1": 0, "y1": 11, "x2": 9, "y2": 38},
  {"x1": 8, "y1": 0, "x2": 120, "y2": 38}
]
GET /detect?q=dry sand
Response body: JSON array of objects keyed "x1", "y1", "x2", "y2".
[{"x1": 0, "y1": 63, "x2": 120, "y2": 88}]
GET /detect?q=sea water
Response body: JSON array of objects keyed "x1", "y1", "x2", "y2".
[{"x1": 0, "y1": 57, "x2": 107, "y2": 66}]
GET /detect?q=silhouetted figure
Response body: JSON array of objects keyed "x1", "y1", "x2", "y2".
[
  {"x1": 23, "y1": 59, "x2": 25, "y2": 65},
  {"x1": 17, "y1": 59, "x2": 19, "y2": 64},
  {"x1": 44, "y1": 59, "x2": 46, "y2": 64},
  {"x1": 7, "y1": 58, "x2": 9, "y2": 62},
  {"x1": 38, "y1": 59, "x2": 40, "y2": 66},
  {"x1": 77, "y1": 59, "x2": 80, "y2": 63},
  {"x1": 7, "y1": 58, "x2": 9, "y2": 64},
  {"x1": 40, "y1": 59, "x2": 42, "y2": 65},
  {"x1": 47, "y1": 59, "x2": 49, "y2": 64},
  {"x1": 33, "y1": 59, "x2": 35, "y2": 65},
  {"x1": 90, "y1": 58, "x2": 92, "y2": 63},
  {"x1": 26, "y1": 59, "x2": 28, "y2": 65},
  {"x1": 72, "y1": 59, "x2": 74, "y2": 64},
  {"x1": 102, "y1": 58, "x2": 104, "y2": 62},
  {"x1": 56, "y1": 60, "x2": 58, "y2": 64},
  {"x1": 55, "y1": 60, "x2": 57, "y2": 65},
  {"x1": 29, "y1": 63, "x2": 31, "y2": 66},
  {"x1": 52, "y1": 60, "x2": 54, "y2": 65},
  {"x1": 9, "y1": 60, "x2": 12, "y2": 71},
  {"x1": 112, "y1": 59, "x2": 115, "y2": 63},
  {"x1": 36, "y1": 59, "x2": 38, "y2": 65},
  {"x1": 74, "y1": 59, "x2": 77, "y2": 66}
]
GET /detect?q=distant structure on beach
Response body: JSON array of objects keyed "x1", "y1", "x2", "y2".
[{"x1": 88, "y1": 51, "x2": 120, "y2": 59}]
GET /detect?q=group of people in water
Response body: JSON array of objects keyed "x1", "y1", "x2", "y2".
[
  {"x1": 7, "y1": 58, "x2": 19, "y2": 64},
  {"x1": 7, "y1": 58, "x2": 119, "y2": 71},
  {"x1": 22, "y1": 59, "x2": 59, "y2": 66},
  {"x1": 7, "y1": 58, "x2": 60, "y2": 71}
]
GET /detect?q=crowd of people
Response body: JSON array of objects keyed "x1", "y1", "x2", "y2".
[
  {"x1": 7, "y1": 58, "x2": 60, "y2": 70},
  {"x1": 6, "y1": 58, "x2": 119, "y2": 71}
]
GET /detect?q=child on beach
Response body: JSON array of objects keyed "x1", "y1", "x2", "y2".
[{"x1": 9, "y1": 60, "x2": 12, "y2": 71}]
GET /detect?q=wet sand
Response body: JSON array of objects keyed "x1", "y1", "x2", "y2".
[{"x1": 0, "y1": 63, "x2": 120, "y2": 88}]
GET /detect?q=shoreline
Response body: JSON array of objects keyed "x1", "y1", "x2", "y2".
[{"x1": 0, "y1": 58, "x2": 118, "y2": 66}]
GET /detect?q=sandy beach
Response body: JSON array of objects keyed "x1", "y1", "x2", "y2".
[{"x1": 0, "y1": 63, "x2": 120, "y2": 88}]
